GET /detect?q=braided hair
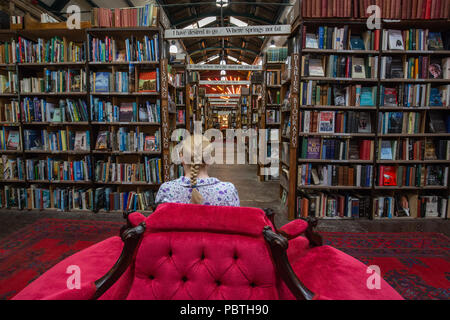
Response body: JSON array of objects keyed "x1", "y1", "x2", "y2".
[{"x1": 181, "y1": 136, "x2": 213, "y2": 205}]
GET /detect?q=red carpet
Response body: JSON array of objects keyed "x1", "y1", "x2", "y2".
[
  {"x1": 322, "y1": 232, "x2": 450, "y2": 300},
  {"x1": 0, "y1": 219, "x2": 448, "y2": 300}
]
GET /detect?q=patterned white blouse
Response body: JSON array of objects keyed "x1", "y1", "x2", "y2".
[{"x1": 155, "y1": 176, "x2": 240, "y2": 207}]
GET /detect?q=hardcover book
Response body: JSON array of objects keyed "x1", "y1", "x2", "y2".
[
  {"x1": 119, "y1": 103, "x2": 134, "y2": 122},
  {"x1": 349, "y1": 36, "x2": 365, "y2": 50},
  {"x1": 388, "y1": 30, "x2": 405, "y2": 50},
  {"x1": 307, "y1": 138, "x2": 321, "y2": 159},
  {"x1": 138, "y1": 71, "x2": 157, "y2": 92},
  {"x1": 318, "y1": 111, "x2": 335, "y2": 133},
  {"x1": 93, "y1": 72, "x2": 110, "y2": 93},
  {"x1": 358, "y1": 112, "x2": 372, "y2": 133}
]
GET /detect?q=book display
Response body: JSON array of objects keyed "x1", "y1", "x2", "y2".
[
  {"x1": 283, "y1": 6, "x2": 450, "y2": 221},
  {"x1": 0, "y1": 8, "x2": 173, "y2": 214}
]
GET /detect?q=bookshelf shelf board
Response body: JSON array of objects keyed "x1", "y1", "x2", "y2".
[
  {"x1": 20, "y1": 92, "x2": 88, "y2": 96},
  {"x1": 94, "y1": 181, "x2": 160, "y2": 186},
  {"x1": 27, "y1": 180, "x2": 92, "y2": 185},
  {"x1": 0, "y1": 150, "x2": 22, "y2": 154},
  {"x1": 266, "y1": 122, "x2": 281, "y2": 126},
  {"x1": 281, "y1": 135, "x2": 290, "y2": 140},
  {"x1": 377, "y1": 160, "x2": 450, "y2": 164},
  {"x1": 18, "y1": 62, "x2": 87, "y2": 67},
  {"x1": 298, "y1": 159, "x2": 373, "y2": 164},
  {"x1": 300, "y1": 105, "x2": 376, "y2": 110},
  {"x1": 267, "y1": 104, "x2": 281, "y2": 107},
  {"x1": 301, "y1": 18, "x2": 369, "y2": 25},
  {"x1": 302, "y1": 49, "x2": 379, "y2": 55},
  {"x1": 90, "y1": 92, "x2": 159, "y2": 96},
  {"x1": 298, "y1": 133, "x2": 376, "y2": 138},
  {"x1": 374, "y1": 186, "x2": 448, "y2": 190},
  {"x1": 91, "y1": 122, "x2": 160, "y2": 126},
  {"x1": 88, "y1": 61, "x2": 159, "y2": 66},
  {"x1": 87, "y1": 27, "x2": 160, "y2": 34},
  {"x1": 380, "y1": 79, "x2": 450, "y2": 84},
  {"x1": 0, "y1": 93, "x2": 18, "y2": 97},
  {"x1": 92, "y1": 151, "x2": 161, "y2": 155},
  {"x1": 22, "y1": 122, "x2": 90, "y2": 126},
  {"x1": 281, "y1": 109, "x2": 291, "y2": 113},
  {"x1": 298, "y1": 186, "x2": 372, "y2": 190},
  {"x1": 0, "y1": 180, "x2": 26, "y2": 183},
  {"x1": 302, "y1": 77, "x2": 379, "y2": 83},
  {"x1": 381, "y1": 50, "x2": 450, "y2": 55},
  {"x1": 24, "y1": 150, "x2": 90, "y2": 155},
  {"x1": 0, "y1": 122, "x2": 20, "y2": 126},
  {"x1": 267, "y1": 85, "x2": 282, "y2": 88},
  {"x1": 0, "y1": 64, "x2": 17, "y2": 68},
  {"x1": 266, "y1": 61, "x2": 285, "y2": 66},
  {"x1": 378, "y1": 133, "x2": 450, "y2": 138},
  {"x1": 379, "y1": 106, "x2": 450, "y2": 111}
]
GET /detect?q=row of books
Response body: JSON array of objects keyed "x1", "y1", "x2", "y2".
[
  {"x1": 374, "y1": 195, "x2": 448, "y2": 219},
  {"x1": 379, "y1": 111, "x2": 448, "y2": 134},
  {"x1": 94, "y1": 157, "x2": 162, "y2": 184},
  {"x1": 0, "y1": 72, "x2": 18, "y2": 93},
  {"x1": 17, "y1": 37, "x2": 86, "y2": 63},
  {"x1": 26, "y1": 157, "x2": 92, "y2": 182},
  {"x1": 176, "y1": 110, "x2": 185, "y2": 124},
  {"x1": 267, "y1": 90, "x2": 281, "y2": 104},
  {"x1": 20, "y1": 69, "x2": 86, "y2": 93},
  {"x1": 266, "y1": 47, "x2": 288, "y2": 63},
  {"x1": 0, "y1": 101, "x2": 19, "y2": 123},
  {"x1": 175, "y1": 91, "x2": 184, "y2": 105},
  {"x1": 266, "y1": 70, "x2": 281, "y2": 86},
  {"x1": 304, "y1": 26, "x2": 381, "y2": 51},
  {"x1": 382, "y1": 29, "x2": 446, "y2": 51},
  {"x1": 378, "y1": 139, "x2": 450, "y2": 160},
  {"x1": 169, "y1": 164, "x2": 184, "y2": 181},
  {"x1": 378, "y1": 111, "x2": 425, "y2": 134},
  {"x1": 300, "y1": 138, "x2": 374, "y2": 160},
  {"x1": 377, "y1": 165, "x2": 448, "y2": 186},
  {"x1": 297, "y1": 192, "x2": 371, "y2": 219},
  {"x1": 0, "y1": 129, "x2": 20, "y2": 151},
  {"x1": 21, "y1": 98, "x2": 89, "y2": 123},
  {"x1": 94, "y1": 188, "x2": 157, "y2": 212},
  {"x1": 301, "y1": 0, "x2": 450, "y2": 19},
  {"x1": 300, "y1": 110, "x2": 373, "y2": 134},
  {"x1": 379, "y1": 84, "x2": 450, "y2": 107},
  {"x1": 380, "y1": 56, "x2": 450, "y2": 79},
  {"x1": 302, "y1": 55, "x2": 379, "y2": 79},
  {"x1": 170, "y1": 72, "x2": 185, "y2": 88},
  {"x1": 24, "y1": 129, "x2": 90, "y2": 151},
  {"x1": 91, "y1": 70, "x2": 159, "y2": 93},
  {"x1": 89, "y1": 35, "x2": 159, "y2": 62},
  {"x1": 300, "y1": 82, "x2": 377, "y2": 106},
  {"x1": 0, "y1": 186, "x2": 157, "y2": 212},
  {"x1": 1, "y1": 156, "x2": 24, "y2": 181},
  {"x1": 95, "y1": 129, "x2": 160, "y2": 152},
  {"x1": 266, "y1": 110, "x2": 280, "y2": 124},
  {"x1": 91, "y1": 99, "x2": 160, "y2": 123},
  {"x1": 91, "y1": 4, "x2": 159, "y2": 28},
  {"x1": 298, "y1": 164, "x2": 374, "y2": 187},
  {"x1": 0, "y1": 40, "x2": 16, "y2": 64}
]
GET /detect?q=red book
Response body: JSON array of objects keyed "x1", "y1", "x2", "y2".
[
  {"x1": 316, "y1": 0, "x2": 321, "y2": 17},
  {"x1": 307, "y1": 0, "x2": 312, "y2": 17},
  {"x1": 435, "y1": 0, "x2": 442, "y2": 18},
  {"x1": 322, "y1": 0, "x2": 327, "y2": 17},
  {"x1": 425, "y1": 0, "x2": 432, "y2": 18},
  {"x1": 390, "y1": 0, "x2": 396, "y2": 19},
  {"x1": 374, "y1": 29, "x2": 380, "y2": 51},
  {"x1": 422, "y1": 0, "x2": 428, "y2": 18},
  {"x1": 328, "y1": 0, "x2": 333, "y2": 17},
  {"x1": 444, "y1": 0, "x2": 450, "y2": 18},
  {"x1": 431, "y1": 0, "x2": 436, "y2": 18},
  {"x1": 334, "y1": 0, "x2": 338, "y2": 17}
]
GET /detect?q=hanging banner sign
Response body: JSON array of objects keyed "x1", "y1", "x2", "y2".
[
  {"x1": 187, "y1": 64, "x2": 263, "y2": 71},
  {"x1": 206, "y1": 94, "x2": 241, "y2": 97},
  {"x1": 209, "y1": 99, "x2": 240, "y2": 102},
  {"x1": 199, "y1": 80, "x2": 250, "y2": 85},
  {"x1": 165, "y1": 25, "x2": 291, "y2": 39},
  {"x1": 210, "y1": 102, "x2": 238, "y2": 105}
]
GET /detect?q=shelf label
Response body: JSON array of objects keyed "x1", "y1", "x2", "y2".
[
  {"x1": 187, "y1": 64, "x2": 263, "y2": 71},
  {"x1": 199, "y1": 80, "x2": 250, "y2": 85},
  {"x1": 165, "y1": 25, "x2": 291, "y2": 39},
  {"x1": 290, "y1": 53, "x2": 300, "y2": 149}
]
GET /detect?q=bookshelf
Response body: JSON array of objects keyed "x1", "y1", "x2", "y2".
[
  {"x1": 284, "y1": 3, "x2": 450, "y2": 221},
  {"x1": 0, "y1": 8, "x2": 175, "y2": 214}
]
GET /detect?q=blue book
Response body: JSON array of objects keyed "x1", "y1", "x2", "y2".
[
  {"x1": 360, "y1": 87, "x2": 374, "y2": 106},
  {"x1": 318, "y1": 27, "x2": 325, "y2": 49},
  {"x1": 94, "y1": 72, "x2": 110, "y2": 93}
]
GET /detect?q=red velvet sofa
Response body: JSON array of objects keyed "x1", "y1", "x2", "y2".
[{"x1": 13, "y1": 203, "x2": 403, "y2": 300}]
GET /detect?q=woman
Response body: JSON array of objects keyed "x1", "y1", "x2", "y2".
[{"x1": 155, "y1": 136, "x2": 240, "y2": 207}]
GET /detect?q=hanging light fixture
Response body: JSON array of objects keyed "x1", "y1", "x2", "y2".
[
  {"x1": 220, "y1": 70, "x2": 226, "y2": 76},
  {"x1": 169, "y1": 40, "x2": 178, "y2": 54},
  {"x1": 270, "y1": 40, "x2": 276, "y2": 48}
]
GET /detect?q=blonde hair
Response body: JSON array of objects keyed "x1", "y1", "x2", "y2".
[{"x1": 181, "y1": 136, "x2": 213, "y2": 205}]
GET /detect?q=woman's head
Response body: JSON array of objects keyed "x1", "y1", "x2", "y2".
[{"x1": 180, "y1": 135, "x2": 213, "y2": 205}]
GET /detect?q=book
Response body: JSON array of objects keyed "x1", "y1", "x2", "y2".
[
  {"x1": 428, "y1": 59, "x2": 443, "y2": 79},
  {"x1": 352, "y1": 57, "x2": 366, "y2": 79},
  {"x1": 138, "y1": 71, "x2": 157, "y2": 92},
  {"x1": 357, "y1": 112, "x2": 372, "y2": 133},
  {"x1": 428, "y1": 32, "x2": 444, "y2": 50},
  {"x1": 305, "y1": 33, "x2": 319, "y2": 49},
  {"x1": 380, "y1": 141, "x2": 394, "y2": 160},
  {"x1": 95, "y1": 131, "x2": 110, "y2": 150},
  {"x1": 388, "y1": 30, "x2": 405, "y2": 50},
  {"x1": 318, "y1": 111, "x2": 335, "y2": 133},
  {"x1": 309, "y1": 58, "x2": 325, "y2": 77},
  {"x1": 307, "y1": 138, "x2": 321, "y2": 159},
  {"x1": 92, "y1": 72, "x2": 110, "y2": 93},
  {"x1": 6, "y1": 130, "x2": 20, "y2": 150},
  {"x1": 349, "y1": 36, "x2": 365, "y2": 50},
  {"x1": 119, "y1": 103, "x2": 134, "y2": 122}
]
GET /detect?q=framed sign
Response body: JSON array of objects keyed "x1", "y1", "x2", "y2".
[{"x1": 165, "y1": 25, "x2": 291, "y2": 39}]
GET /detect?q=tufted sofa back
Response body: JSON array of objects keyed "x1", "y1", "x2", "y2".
[{"x1": 124, "y1": 203, "x2": 284, "y2": 300}]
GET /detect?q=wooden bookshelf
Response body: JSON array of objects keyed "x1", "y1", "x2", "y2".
[
  {"x1": 284, "y1": 5, "x2": 450, "y2": 221},
  {"x1": 0, "y1": 8, "x2": 174, "y2": 214}
]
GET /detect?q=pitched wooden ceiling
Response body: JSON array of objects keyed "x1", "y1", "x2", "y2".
[{"x1": 37, "y1": 0, "x2": 289, "y2": 65}]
